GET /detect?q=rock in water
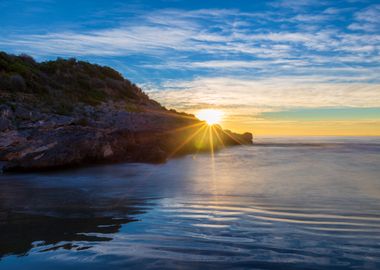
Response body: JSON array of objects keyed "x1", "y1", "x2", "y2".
[{"x1": 0, "y1": 52, "x2": 252, "y2": 172}]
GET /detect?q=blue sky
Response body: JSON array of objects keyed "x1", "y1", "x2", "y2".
[{"x1": 1, "y1": 0, "x2": 379, "y2": 135}]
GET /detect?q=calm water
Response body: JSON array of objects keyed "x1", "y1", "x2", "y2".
[{"x1": 1, "y1": 137, "x2": 380, "y2": 269}]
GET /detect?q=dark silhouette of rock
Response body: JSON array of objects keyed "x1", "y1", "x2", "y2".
[{"x1": 0, "y1": 52, "x2": 252, "y2": 172}]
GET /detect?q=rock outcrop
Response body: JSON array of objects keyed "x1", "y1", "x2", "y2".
[{"x1": 0, "y1": 52, "x2": 252, "y2": 172}]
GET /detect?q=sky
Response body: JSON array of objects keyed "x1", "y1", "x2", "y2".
[{"x1": 0, "y1": 0, "x2": 379, "y2": 136}]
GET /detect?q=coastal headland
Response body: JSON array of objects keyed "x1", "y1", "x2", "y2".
[{"x1": 0, "y1": 52, "x2": 252, "y2": 172}]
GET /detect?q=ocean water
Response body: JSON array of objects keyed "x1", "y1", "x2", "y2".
[{"x1": 0, "y1": 137, "x2": 380, "y2": 269}]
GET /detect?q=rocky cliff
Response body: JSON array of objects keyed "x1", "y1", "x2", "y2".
[{"x1": 0, "y1": 52, "x2": 252, "y2": 172}]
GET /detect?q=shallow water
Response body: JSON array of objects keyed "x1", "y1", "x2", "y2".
[{"x1": 1, "y1": 137, "x2": 380, "y2": 269}]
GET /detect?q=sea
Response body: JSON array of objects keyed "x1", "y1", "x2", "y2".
[{"x1": 0, "y1": 136, "x2": 379, "y2": 269}]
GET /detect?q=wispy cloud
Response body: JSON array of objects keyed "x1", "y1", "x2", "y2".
[
  {"x1": 1, "y1": 3, "x2": 379, "y2": 134},
  {"x1": 147, "y1": 77, "x2": 380, "y2": 113},
  {"x1": 1, "y1": 7, "x2": 378, "y2": 84},
  {"x1": 0, "y1": 25, "x2": 195, "y2": 56},
  {"x1": 269, "y1": 0, "x2": 327, "y2": 11},
  {"x1": 348, "y1": 4, "x2": 380, "y2": 32}
]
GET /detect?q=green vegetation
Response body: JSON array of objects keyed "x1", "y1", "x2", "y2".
[{"x1": 0, "y1": 51, "x2": 155, "y2": 114}]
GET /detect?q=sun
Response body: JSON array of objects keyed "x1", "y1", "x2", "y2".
[{"x1": 196, "y1": 109, "x2": 223, "y2": 125}]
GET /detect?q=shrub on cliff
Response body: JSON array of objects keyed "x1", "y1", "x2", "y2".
[{"x1": 0, "y1": 51, "x2": 156, "y2": 113}]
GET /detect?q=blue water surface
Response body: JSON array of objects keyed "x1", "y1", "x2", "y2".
[{"x1": 1, "y1": 137, "x2": 380, "y2": 269}]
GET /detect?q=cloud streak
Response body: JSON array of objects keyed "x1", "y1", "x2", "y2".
[
  {"x1": 148, "y1": 77, "x2": 380, "y2": 112},
  {"x1": 1, "y1": 1, "x2": 379, "y2": 134}
]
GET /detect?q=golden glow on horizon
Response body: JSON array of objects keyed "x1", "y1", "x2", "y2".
[
  {"x1": 149, "y1": 77, "x2": 380, "y2": 136},
  {"x1": 185, "y1": 108, "x2": 380, "y2": 136},
  {"x1": 196, "y1": 109, "x2": 223, "y2": 125},
  {"x1": 222, "y1": 119, "x2": 380, "y2": 136}
]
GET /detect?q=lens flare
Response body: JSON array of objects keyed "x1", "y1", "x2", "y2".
[{"x1": 196, "y1": 109, "x2": 223, "y2": 125}]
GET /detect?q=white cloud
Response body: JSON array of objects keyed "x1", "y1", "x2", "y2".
[
  {"x1": 148, "y1": 77, "x2": 380, "y2": 115},
  {"x1": 291, "y1": 14, "x2": 332, "y2": 22},
  {"x1": 1, "y1": 7, "x2": 379, "y2": 117},
  {"x1": 269, "y1": 0, "x2": 326, "y2": 10},
  {"x1": 1, "y1": 7, "x2": 379, "y2": 67},
  {"x1": 0, "y1": 24, "x2": 196, "y2": 56},
  {"x1": 348, "y1": 4, "x2": 380, "y2": 32}
]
